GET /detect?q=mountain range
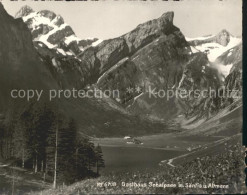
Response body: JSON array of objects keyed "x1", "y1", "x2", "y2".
[{"x1": 0, "y1": 3, "x2": 242, "y2": 137}]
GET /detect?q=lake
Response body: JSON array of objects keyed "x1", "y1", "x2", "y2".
[{"x1": 101, "y1": 146, "x2": 185, "y2": 174}]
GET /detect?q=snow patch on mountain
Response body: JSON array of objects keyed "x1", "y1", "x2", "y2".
[
  {"x1": 22, "y1": 11, "x2": 71, "y2": 50},
  {"x1": 64, "y1": 34, "x2": 82, "y2": 45},
  {"x1": 57, "y1": 48, "x2": 66, "y2": 55},
  {"x1": 22, "y1": 12, "x2": 36, "y2": 22},
  {"x1": 186, "y1": 32, "x2": 241, "y2": 79},
  {"x1": 18, "y1": 6, "x2": 101, "y2": 56},
  {"x1": 189, "y1": 46, "x2": 199, "y2": 54},
  {"x1": 92, "y1": 39, "x2": 103, "y2": 47},
  {"x1": 227, "y1": 50, "x2": 233, "y2": 57},
  {"x1": 218, "y1": 64, "x2": 233, "y2": 78},
  {"x1": 211, "y1": 62, "x2": 233, "y2": 80},
  {"x1": 207, "y1": 36, "x2": 241, "y2": 61},
  {"x1": 187, "y1": 35, "x2": 241, "y2": 62},
  {"x1": 185, "y1": 35, "x2": 214, "y2": 41},
  {"x1": 34, "y1": 23, "x2": 69, "y2": 49}
]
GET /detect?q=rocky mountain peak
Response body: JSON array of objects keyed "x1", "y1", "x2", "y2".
[
  {"x1": 120, "y1": 11, "x2": 180, "y2": 55},
  {"x1": 15, "y1": 7, "x2": 100, "y2": 56},
  {"x1": 15, "y1": 5, "x2": 34, "y2": 18},
  {"x1": 218, "y1": 29, "x2": 230, "y2": 36},
  {"x1": 215, "y1": 29, "x2": 231, "y2": 46},
  {"x1": 161, "y1": 11, "x2": 174, "y2": 24}
]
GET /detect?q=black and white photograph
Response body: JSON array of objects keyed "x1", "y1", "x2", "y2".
[{"x1": 0, "y1": 0, "x2": 245, "y2": 194}]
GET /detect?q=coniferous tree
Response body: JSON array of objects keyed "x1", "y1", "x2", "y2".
[
  {"x1": 12, "y1": 120, "x2": 28, "y2": 168},
  {"x1": 86, "y1": 142, "x2": 96, "y2": 172},
  {"x1": 20, "y1": 106, "x2": 39, "y2": 172},
  {"x1": 57, "y1": 118, "x2": 77, "y2": 184},
  {"x1": 0, "y1": 122, "x2": 5, "y2": 159},
  {"x1": 95, "y1": 144, "x2": 105, "y2": 175},
  {"x1": 74, "y1": 137, "x2": 92, "y2": 179}
]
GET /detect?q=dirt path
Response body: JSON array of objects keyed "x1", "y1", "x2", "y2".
[{"x1": 162, "y1": 133, "x2": 241, "y2": 167}]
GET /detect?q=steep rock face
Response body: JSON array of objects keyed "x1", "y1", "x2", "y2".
[
  {"x1": 177, "y1": 53, "x2": 221, "y2": 119},
  {"x1": 216, "y1": 43, "x2": 242, "y2": 66},
  {"x1": 123, "y1": 12, "x2": 175, "y2": 53},
  {"x1": 77, "y1": 37, "x2": 130, "y2": 79},
  {"x1": 124, "y1": 52, "x2": 221, "y2": 122},
  {"x1": 32, "y1": 41, "x2": 96, "y2": 89},
  {"x1": 16, "y1": 6, "x2": 101, "y2": 56},
  {"x1": 0, "y1": 3, "x2": 58, "y2": 109},
  {"x1": 96, "y1": 38, "x2": 130, "y2": 74},
  {"x1": 221, "y1": 44, "x2": 242, "y2": 106},
  {"x1": 39, "y1": 10, "x2": 57, "y2": 20},
  {"x1": 89, "y1": 12, "x2": 222, "y2": 121},
  {"x1": 213, "y1": 43, "x2": 242, "y2": 80},
  {"x1": 225, "y1": 63, "x2": 242, "y2": 95},
  {"x1": 79, "y1": 11, "x2": 189, "y2": 86},
  {"x1": 47, "y1": 25, "x2": 74, "y2": 44},
  {"x1": 178, "y1": 43, "x2": 242, "y2": 126}
]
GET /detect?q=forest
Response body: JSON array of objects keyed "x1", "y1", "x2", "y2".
[{"x1": 0, "y1": 102, "x2": 105, "y2": 188}]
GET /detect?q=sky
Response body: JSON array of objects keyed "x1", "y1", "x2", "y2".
[{"x1": 1, "y1": 0, "x2": 242, "y2": 40}]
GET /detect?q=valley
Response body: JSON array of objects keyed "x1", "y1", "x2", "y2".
[
  {"x1": 92, "y1": 102, "x2": 242, "y2": 173},
  {"x1": 93, "y1": 131, "x2": 241, "y2": 174}
]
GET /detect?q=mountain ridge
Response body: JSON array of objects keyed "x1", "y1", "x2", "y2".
[
  {"x1": 0, "y1": 3, "x2": 242, "y2": 136},
  {"x1": 15, "y1": 5, "x2": 242, "y2": 126}
]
